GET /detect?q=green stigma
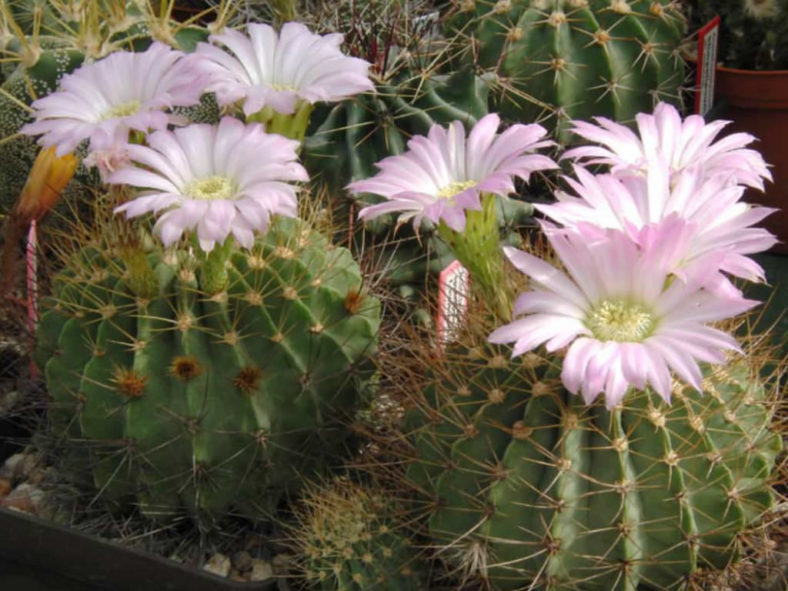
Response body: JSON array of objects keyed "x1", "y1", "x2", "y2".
[
  {"x1": 586, "y1": 299, "x2": 655, "y2": 342},
  {"x1": 185, "y1": 176, "x2": 236, "y2": 201},
  {"x1": 437, "y1": 180, "x2": 477, "y2": 200},
  {"x1": 102, "y1": 100, "x2": 141, "y2": 120}
]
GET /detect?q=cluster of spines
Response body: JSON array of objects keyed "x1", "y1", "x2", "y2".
[{"x1": 292, "y1": 477, "x2": 426, "y2": 590}]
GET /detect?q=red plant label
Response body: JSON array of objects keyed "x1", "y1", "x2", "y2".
[
  {"x1": 437, "y1": 260, "x2": 469, "y2": 347},
  {"x1": 695, "y1": 16, "x2": 721, "y2": 116}
]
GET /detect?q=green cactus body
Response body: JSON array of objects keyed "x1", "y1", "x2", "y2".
[
  {"x1": 405, "y1": 347, "x2": 781, "y2": 589},
  {"x1": 35, "y1": 218, "x2": 381, "y2": 520},
  {"x1": 448, "y1": 0, "x2": 686, "y2": 140},
  {"x1": 296, "y1": 479, "x2": 425, "y2": 590}
]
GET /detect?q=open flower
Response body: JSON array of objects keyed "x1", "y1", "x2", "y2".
[
  {"x1": 350, "y1": 114, "x2": 557, "y2": 232},
  {"x1": 564, "y1": 102, "x2": 772, "y2": 191},
  {"x1": 488, "y1": 223, "x2": 757, "y2": 409},
  {"x1": 536, "y1": 163, "x2": 778, "y2": 288},
  {"x1": 112, "y1": 117, "x2": 308, "y2": 251},
  {"x1": 194, "y1": 22, "x2": 374, "y2": 116},
  {"x1": 22, "y1": 42, "x2": 205, "y2": 156}
]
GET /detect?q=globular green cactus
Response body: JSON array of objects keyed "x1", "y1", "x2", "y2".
[
  {"x1": 446, "y1": 0, "x2": 687, "y2": 140},
  {"x1": 34, "y1": 217, "x2": 381, "y2": 522},
  {"x1": 404, "y1": 341, "x2": 781, "y2": 589},
  {"x1": 292, "y1": 477, "x2": 426, "y2": 590}
]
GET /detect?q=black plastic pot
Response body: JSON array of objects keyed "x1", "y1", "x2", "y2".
[{"x1": 0, "y1": 422, "x2": 280, "y2": 591}]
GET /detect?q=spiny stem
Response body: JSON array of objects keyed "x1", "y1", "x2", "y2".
[{"x1": 438, "y1": 193, "x2": 512, "y2": 322}]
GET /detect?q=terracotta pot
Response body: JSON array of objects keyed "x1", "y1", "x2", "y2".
[{"x1": 714, "y1": 66, "x2": 788, "y2": 253}]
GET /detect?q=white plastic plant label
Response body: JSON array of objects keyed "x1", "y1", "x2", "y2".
[
  {"x1": 695, "y1": 16, "x2": 720, "y2": 116},
  {"x1": 437, "y1": 260, "x2": 470, "y2": 347}
]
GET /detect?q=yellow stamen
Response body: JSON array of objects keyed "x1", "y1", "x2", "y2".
[
  {"x1": 586, "y1": 300, "x2": 655, "y2": 342},
  {"x1": 437, "y1": 179, "x2": 477, "y2": 200}
]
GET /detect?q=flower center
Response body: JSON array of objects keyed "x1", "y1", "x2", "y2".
[
  {"x1": 103, "y1": 100, "x2": 141, "y2": 120},
  {"x1": 586, "y1": 300, "x2": 655, "y2": 342},
  {"x1": 437, "y1": 180, "x2": 477, "y2": 199},
  {"x1": 185, "y1": 175, "x2": 236, "y2": 201},
  {"x1": 268, "y1": 82, "x2": 297, "y2": 92}
]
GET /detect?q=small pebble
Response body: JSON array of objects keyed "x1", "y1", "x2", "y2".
[
  {"x1": 0, "y1": 478, "x2": 11, "y2": 498},
  {"x1": 0, "y1": 483, "x2": 43, "y2": 514},
  {"x1": 249, "y1": 558, "x2": 274, "y2": 582},
  {"x1": 203, "y1": 553, "x2": 231, "y2": 578},
  {"x1": 232, "y1": 550, "x2": 253, "y2": 573},
  {"x1": 0, "y1": 453, "x2": 25, "y2": 480}
]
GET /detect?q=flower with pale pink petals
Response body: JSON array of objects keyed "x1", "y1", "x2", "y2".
[
  {"x1": 112, "y1": 117, "x2": 308, "y2": 251},
  {"x1": 22, "y1": 42, "x2": 205, "y2": 157},
  {"x1": 564, "y1": 102, "x2": 772, "y2": 191},
  {"x1": 536, "y1": 162, "x2": 778, "y2": 290},
  {"x1": 349, "y1": 114, "x2": 557, "y2": 232},
  {"x1": 194, "y1": 22, "x2": 374, "y2": 116},
  {"x1": 488, "y1": 223, "x2": 757, "y2": 409}
]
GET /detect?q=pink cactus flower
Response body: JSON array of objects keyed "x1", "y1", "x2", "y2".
[
  {"x1": 488, "y1": 222, "x2": 757, "y2": 409},
  {"x1": 22, "y1": 42, "x2": 205, "y2": 156},
  {"x1": 564, "y1": 102, "x2": 772, "y2": 191},
  {"x1": 112, "y1": 117, "x2": 308, "y2": 251},
  {"x1": 194, "y1": 22, "x2": 374, "y2": 116},
  {"x1": 536, "y1": 163, "x2": 778, "y2": 290},
  {"x1": 350, "y1": 114, "x2": 557, "y2": 232}
]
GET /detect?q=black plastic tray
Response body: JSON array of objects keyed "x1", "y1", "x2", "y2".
[{"x1": 0, "y1": 422, "x2": 278, "y2": 591}]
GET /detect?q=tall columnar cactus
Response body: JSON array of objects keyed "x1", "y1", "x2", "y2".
[
  {"x1": 292, "y1": 478, "x2": 426, "y2": 590},
  {"x1": 34, "y1": 217, "x2": 381, "y2": 521},
  {"x1": 446, "y1": 0, "x2": 686, "y2": 140},
  {"x1": 404, "y1": 340, "x2": 781, "y2": 589}
]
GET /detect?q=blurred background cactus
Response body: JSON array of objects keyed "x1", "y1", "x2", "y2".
[{"x1": 689, "y1": 0, "x2": 788, "y2": 70}]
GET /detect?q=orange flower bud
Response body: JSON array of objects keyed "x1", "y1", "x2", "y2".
[{"x1": 14, "y1": 146, "x2": 78, "y2": 222}]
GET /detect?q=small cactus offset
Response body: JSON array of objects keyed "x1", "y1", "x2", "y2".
[
  {"x1": 403, "y1": 336, "x2": 782, "y2": 590},
  {"x1": 34, "y1": 216, "x2": 381, "y2": 521},
  {"x1": 291, "y1": 477, "x2": 426, "y2": 590},
  {"x1": 446, "y1": 0, "x2": 687, "y2": 140}
]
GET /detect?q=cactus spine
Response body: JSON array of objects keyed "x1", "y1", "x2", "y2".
[{"x1": 292, "y1": 478, "x2": 426, "y2": 590}]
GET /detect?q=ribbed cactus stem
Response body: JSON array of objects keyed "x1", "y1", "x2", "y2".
[
  {"x1": 271, "y1": 0, "x2": 298, "y2": 22},
  {"x1": 248, "y1": 100, "x2": 314, "y2": 144},
  {"x1": 438, "y1": 193, "x2": 511, "y2": 321},
  {"x1": 119, "y1": 246, "x2": 158, "y2": 299},
  {"x1": 200, "y1": 239, "x2": 232, "y2": 294}
]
